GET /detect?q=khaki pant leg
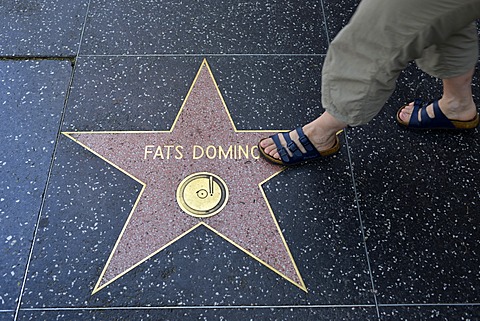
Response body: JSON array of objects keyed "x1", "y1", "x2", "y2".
[
  {"x1": 322, "y1": 0, "x2": 480, "y2": 126},
  {"x1": 416, "y1": 22, "x2": 479, "y2": 79}
]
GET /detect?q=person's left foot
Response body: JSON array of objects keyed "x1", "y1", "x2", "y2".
[{"x1": 398, "y1": 97, "x2": 478, "y2": 124}]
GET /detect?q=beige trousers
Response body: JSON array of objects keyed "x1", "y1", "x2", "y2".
[{"x1": 322, "y1": 0, "x2": 480, "y2": 126}]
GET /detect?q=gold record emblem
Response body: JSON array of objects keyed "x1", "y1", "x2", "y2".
[{"x1": 176, "y1": 172, "x2": 229, "y2": 218}]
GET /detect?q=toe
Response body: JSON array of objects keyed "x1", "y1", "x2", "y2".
[
  {"x1": 264, "y1": 144, "x2": 278, "y2": 156},
  {"x1": 259, "y1": 137, "x2": 281, "y2": 159},
  {"x1": 399, "y1": 102, "x2": 415, "y2": 122},
  {"x1": 399, "y1": 109, "x2": 411, "y2": 122},
  {"x1": 259, "y1": 137, "x2": 272, "y2": 148}
]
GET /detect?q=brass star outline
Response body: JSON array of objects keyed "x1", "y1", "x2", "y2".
[{"x1": 63, "y1": 59, "x2": 307, "y2": 294}]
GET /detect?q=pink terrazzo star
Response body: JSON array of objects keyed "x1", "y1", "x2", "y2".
[{"x1": 64, "y1": 60, "x2": 306, "y2": 294}]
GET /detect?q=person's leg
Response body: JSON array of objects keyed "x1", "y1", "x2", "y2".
[
  {"x1": 323, "y1": 0, "x2": 480, "y2": 127},
  {"x1": 398, "y1": 22, "x2": 479, "y2": 124},
  {"x1": 398, "y1": 68, "x2": 478, "y2": 123},
  {"x1": 260, "y1": 0, "x2": 480, "y2": 162}
]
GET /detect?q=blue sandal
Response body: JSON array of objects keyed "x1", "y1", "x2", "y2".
[
  {"x1": 258, "y1": 127, "x2": 340, "y2": 166},
  {"x1": 396, "y1": 99, "x2": 479, "y2": 130}
]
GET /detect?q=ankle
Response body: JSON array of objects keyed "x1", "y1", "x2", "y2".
[
  {"x1": 438, "y1": 96, "x2": 477, "y2": 120},
  {"x1": 303, "y1": 122, "x2": 336, "y2": 146},
  {"x1": 439, "y1": 96, "x2": 475, "y2": 112}
]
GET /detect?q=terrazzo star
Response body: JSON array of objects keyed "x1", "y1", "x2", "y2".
[{"x1": 64, "y1": 60, "x2": 306, "y2": 294}]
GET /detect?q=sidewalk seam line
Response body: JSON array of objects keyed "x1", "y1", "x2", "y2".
[{"x1": 12, "y1": 0, "x2": 93, "y2": 319}]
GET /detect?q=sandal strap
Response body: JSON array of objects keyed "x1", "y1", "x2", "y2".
[
  {"x1": 271, "y1": 133, "x2": 290, "y2": 163},
  {"x1": 408, "y1": 99, "x2": 422, "y2": 127},
  {"x1": 431, "y1": 100, "x2": 455, "y2": 128},
  {"x1": 269, "y1": 127, "x2": 323, "y2": 165},
  {"x1": 296, "y1": 127, "x2": 315, "y2": 152},
  {"x1": 264, "y1": 127, "x2": 332, "y2": 165},
  {"x1": 282, "y1": 132, "x2": 303, "y2": 159},
  {"x1": 409, "y1": 99, "x2": 455, "y2": 129},
  {"x1": 294, "y1": 127, "x2": 320, "y2": 162}
]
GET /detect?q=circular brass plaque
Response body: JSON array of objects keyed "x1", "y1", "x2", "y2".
[{"x1": 176, "y1": 172, "x2": 229, "y2": 218}]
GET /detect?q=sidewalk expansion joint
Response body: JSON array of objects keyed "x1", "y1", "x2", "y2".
[{"x1": 0, "y1": 56, "x2": 76, "y2": 67}]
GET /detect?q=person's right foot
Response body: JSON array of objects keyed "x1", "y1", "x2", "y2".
[{"x1": 258, "y1": 123, "x2": 338, "y2": 161}]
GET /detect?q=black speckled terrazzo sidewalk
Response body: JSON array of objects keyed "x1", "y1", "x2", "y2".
[{"x1": 1, "y1": 1, "x2": 479, "y2": 320}]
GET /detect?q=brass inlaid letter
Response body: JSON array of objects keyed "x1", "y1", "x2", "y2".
[
  {"x1": 238, "y1": 145, "x2": 249, "y2": 159},
  {"x1": 251, "y1": 145, "x2": 260, "y2": 159},
  {"x1": 175, "y1": 146, "x2": 184, "y2": 159},
  {"x1": 144, "y1": 145, "x2": 155, "y2": 159},
  {"x1": 206, "y1": 145, "x2": 216, "y2": 159},
  {"x1": 153, "y1": 146, "x2": 164, "y2": 159},
  {"x1": 164, "y1": 145, "x2": 174, "y2": 159},
  {"x1": 193, "y1": 145, "x2": 203, "y2": 160},
  {"x1": 218, "y1": 145, "x2": 233, "y2": 159}
]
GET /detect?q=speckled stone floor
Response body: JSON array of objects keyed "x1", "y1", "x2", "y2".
[{"x1": 1, "y1": 1, "x2": 479, "y2": 320}]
